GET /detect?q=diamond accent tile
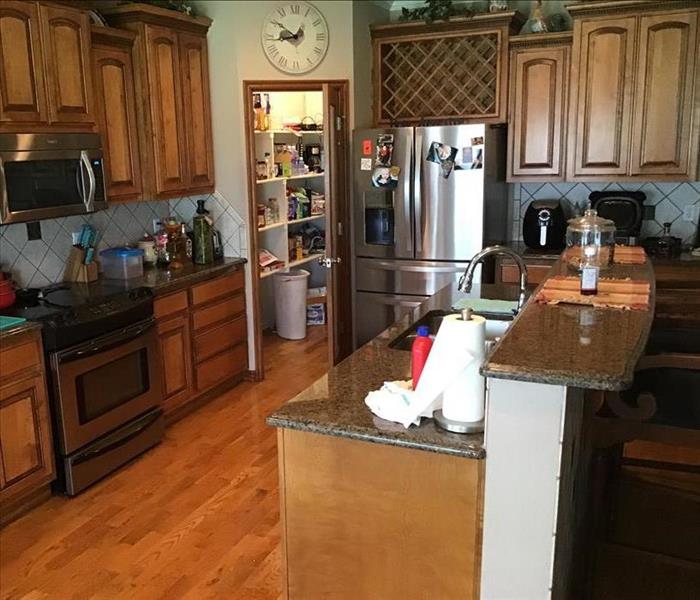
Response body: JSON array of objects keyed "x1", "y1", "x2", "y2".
[{"x1": 654, "y1": 198, "x2": 682, "y2": 225}]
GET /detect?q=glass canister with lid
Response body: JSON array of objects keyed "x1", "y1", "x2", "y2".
[{"x1": 565, "y1": 208, "x2": 616, "y2": 271}]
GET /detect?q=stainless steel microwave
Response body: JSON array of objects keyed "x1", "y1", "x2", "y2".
[{"x1": 0, "y1": 133, "x2": 107, "y2": 225}]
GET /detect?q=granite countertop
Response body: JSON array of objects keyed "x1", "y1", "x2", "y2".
[
  {"x1": 0, "y1": 319, "x2": 42, "y2": 341},
  {"x1": 482, "y1": 258, "x2": 655, "y2": 390},
  {"x1": 268, "y1": 282, "x2": 524, "y2": 459}
]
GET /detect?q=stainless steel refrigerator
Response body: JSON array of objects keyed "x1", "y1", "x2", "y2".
[{"x1": 353, "y1": 124, "x2": 508, "y2": 346}]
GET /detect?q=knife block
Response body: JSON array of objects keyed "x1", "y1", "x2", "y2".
[{"x1": 63, "y1": 247, "x2": 99, "y2": 283}]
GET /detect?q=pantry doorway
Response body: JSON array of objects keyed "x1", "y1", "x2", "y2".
[{"x1": 243, "y1": 80, "x2": 352, "y2": 380}]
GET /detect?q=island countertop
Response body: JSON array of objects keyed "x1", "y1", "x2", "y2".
[
  {"x1": 481, "y1": 258, "x2": 655, "y2": 390},
  {"x1": 267, "y1": 282, "x2": 524, "y2": 459}
]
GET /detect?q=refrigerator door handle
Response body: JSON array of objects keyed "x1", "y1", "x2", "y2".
[
  {"x1": 403, "y1": 136, "x2": 412, "y2": 254},
  {"x1": 414, "y1": 130, "x2": 423, "y2": 254},
  {"x1": 370, "y1": 260, "x2": 465, "y2": 273}
]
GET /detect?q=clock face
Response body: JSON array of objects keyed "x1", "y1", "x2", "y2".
[{"x1": 261, "y1": 2, "x2": 329, "y2": 74}]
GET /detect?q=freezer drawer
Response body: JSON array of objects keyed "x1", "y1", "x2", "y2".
[
  {"x1": 355, "y1": 257, "x2": 468, "y2": 296},
  {"x1": 355, "y1": 291, "x2": 426, "y2": 348}
]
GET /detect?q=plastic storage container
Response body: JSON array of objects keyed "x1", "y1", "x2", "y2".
[
  {"x1": 273, "y1": 269, "x2": 310, "y2": 340},
  {"x1": 99, "y1": 247, "x2": 145, "y2": 280},
  {"x1": 565, "y1": 209, "x2": 616, "y2": 271}
]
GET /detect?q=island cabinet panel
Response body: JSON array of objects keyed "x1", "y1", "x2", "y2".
[
  {"x1": 0, "y1": 1, "x2": 47, "y2": 124},
  {"x1": 0, "y1": 328, "x2": 55, "y2": 526},
  {"x1": 179, "y1": 32, "x2": 214, "y2": 192},
  {"x1": 630, "y1": 10, "x2": 699, "y2": 177},
  {"x1": 278, "y1": 429, "x2": 483, "y2": 600},
  {"x1": 91, "y1": 28, "x2": 143, "y2": 202},
  {"x1": 144, "y1": 24, "x2": 188, "y2": 197},
  {"x1": 508, "y1": 34, "x2": 571, "y2": 181},
  {"x1": 568, "y1": 16, "x2": 637, "y2": 178},
  {"x1": 38, "y1": 3, "x2": 94, "y2": 127}
]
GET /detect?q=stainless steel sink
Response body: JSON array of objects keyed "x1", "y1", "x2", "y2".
[{"x1": 389, "y1": 310, "x2": 512, "y2": 351}]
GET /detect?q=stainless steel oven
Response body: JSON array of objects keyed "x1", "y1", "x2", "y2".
[
  {"x1": 0, "y1": 133, "x2": 107, "y2": 224},
  {"x1": 49, "y1": 318, "x2": 163, "y2": 494}
]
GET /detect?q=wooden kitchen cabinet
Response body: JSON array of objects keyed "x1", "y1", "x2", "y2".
[
  {"x1": 0, "y1": 1, "x2": 95, "y2": 130},
  {"x1": 102, "y1": 4, "x2": 215, "y2": 199},
  {"x1": 38, "y1": 2, "x2": 94, "y2": 127},
  {"x1": 153, "y1": 267, "x2": 247, "y2": 421},
  {"x1": 507, "y1": 33, "x2": 571, "y2": 181},
  {"x1": 0, "y1": 327, "x2": 55, "y2": 526},
  {"x1": 91, "y1": 26, "x2": 143, "y2": 202},
  {"x1": 496, "y1": 253, "x2": 556, "y2": 287},
  {"x1": 179, "y1": 31, "x2": 215, "y2": 192},
  {"x1": 0, "y1": 1, "x2": 47, "y2": 123},
  {"x1": 567, "y1": 2, "x2": 700, "y2": 181},
  {"x1": 629, "y1": 10, "x2": 699, "y2": 177}
]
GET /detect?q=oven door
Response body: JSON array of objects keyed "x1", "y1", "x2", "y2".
[
  {"x1": 0, "y1": 146, "x2": 107, "y2": 225},
  {"x1": 50, "y1": 319, "x2": 163, "y2": 456}
]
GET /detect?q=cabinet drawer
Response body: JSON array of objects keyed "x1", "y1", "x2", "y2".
[
  {"x1": 0, "y1": 338, "x2": 41, "y2": 382},
  {"x1": 154, "y1": 290, "x2": 189, "y2": 320},
  {"x1": 195, "y1": 344, "x2": 247, "y2": 392},
  {"x1": 500, "y1": 262, "x2": 553, "y2": 286},
  {"x1": 190, "y1": 270, "x2": 244, "y2": 306},
  {"x1": 192, "y1": 294, "x2": 245, "y2": 331},
  {"x1": 194, "y1": 316, "x2": 246, "y2": 363}
]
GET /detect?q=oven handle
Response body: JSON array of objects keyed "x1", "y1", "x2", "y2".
[
  {"x1": 71, "y1": 409, "x2": 162, "y2": 466},
  {"x1": 0, "y1": 156, "x2": 8, "y2": 223},
  {"x1": 80, "y1": 150, "x2": 96, "y2": 212},
  {"x1": 58, "y1": 319, "x2": 155, "y2": 364}
]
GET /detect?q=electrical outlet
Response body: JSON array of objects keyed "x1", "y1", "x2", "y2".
[
  {"x1": 682, "y1": 204, "x2": 700, "y2": 223},
  {"x1": 26, "y1": 221, "x2": 42, "y2": 240},
  {"x1": 71, "y1": 231, "x2": 81, "y2": 245},
  {"x1": 152, "y1": 219, "x2": 161, "y2": 234}
]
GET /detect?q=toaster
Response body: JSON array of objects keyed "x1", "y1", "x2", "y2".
[{"x1": 522, "y1": 200, "x2": 567, "y2": 250}]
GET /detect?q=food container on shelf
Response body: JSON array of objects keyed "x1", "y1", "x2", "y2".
[
  {"x1": 565, "y1": 208, "x2": 616, "y2": 271},
  {"x1": 99, "y1": 247, "x2": 145, "y2": 280}
]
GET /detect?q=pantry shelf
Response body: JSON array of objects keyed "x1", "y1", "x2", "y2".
[
  {"x1": 288, "y1": 214, "x2": 325, "y2": 226},
  {"x1": 258, "y1": 221, "x2": 286, "y2": 232},
  {"x1": 255, "y1": 172, "x2": 325, "y2": 185},
  {"x1": 289, "y1": 254, "x2": 325, "y2": 269}
]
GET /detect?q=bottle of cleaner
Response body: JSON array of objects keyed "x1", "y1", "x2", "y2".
[
  {"x1": 193, "y1": 199, "x2": 214, "y2": 265},
  {"x1": 411, "y1": 325, "x2": 433, "y2": 389}
]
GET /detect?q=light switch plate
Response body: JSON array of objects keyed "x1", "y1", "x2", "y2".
[{"x1": 683, "y1": 204, "x2": 700, "y2": 223}]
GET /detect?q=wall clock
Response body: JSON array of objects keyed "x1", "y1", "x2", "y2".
[{"x1": 261, "y1": 2, "x2": 329, "y2": 74}]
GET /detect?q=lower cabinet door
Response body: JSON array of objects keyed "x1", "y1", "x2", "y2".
[
  {"x1": 0, "y1": 374, "x2": 54, "y2": 497},
  {"x1": 195, "y1": 344, "x2": 247, "y2": 393},
  {"x1": 157, "y1": 313, "x2": 193, "y2": 415}
]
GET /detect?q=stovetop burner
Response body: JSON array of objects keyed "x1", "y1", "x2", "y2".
[{"x1": 5, "y1": 283, "x2": 154, "y2": 351}]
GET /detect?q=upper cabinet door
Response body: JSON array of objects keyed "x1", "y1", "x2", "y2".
[
  {"x1": 92, "y1": 41, "x2": 143, "y2": 201},
  {"x1": 0, "y1": 1, "x2": 47, "y2": 124},
  {"x1": 508, "y1": 42, "x2": 569, "y2": 180},
  {"x1": 179, "y1": 32, "x2": 214, "y2": 192},
  {"x1": 568, "y1": 16, "x2": 637, "y2": 178},
  {"x1": 38, "y1": 3, "x2": 94, "y2": 126},
  {"x1": 145, "y1": 24, "x2": 187, "y2": 197},
  {"x1": 630, "y1": 10, "x2": 699, "y2": 178}
]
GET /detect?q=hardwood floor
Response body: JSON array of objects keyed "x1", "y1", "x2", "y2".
[{"x1": 0, "y1": 326, "x2": 328, "y2": 600}]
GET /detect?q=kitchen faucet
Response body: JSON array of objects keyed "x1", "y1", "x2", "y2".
[{"x1": 458, "y1": 245, "x2": 528, "y2": 312}]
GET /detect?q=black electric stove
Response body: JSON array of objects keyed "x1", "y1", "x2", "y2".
[{"x1": 5, "y1": 283, "x2": 154, "y2": 351}]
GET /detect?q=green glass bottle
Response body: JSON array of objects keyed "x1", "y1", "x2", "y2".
[{"x1": 193, "y1": 199, "x2": 214, "y2": 265}]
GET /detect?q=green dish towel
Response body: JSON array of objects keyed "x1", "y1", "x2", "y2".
[
  {"x1": 0, "y1": 316, "x2": 27, "y2": 330},
  {"x1": 452, "y1": 298, "x2": 518, "y2": 315}
]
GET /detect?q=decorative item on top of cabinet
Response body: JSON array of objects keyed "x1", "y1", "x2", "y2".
[
  {"x1": 0, "y1": 1, "x2": 95, "y2": 130},
  {"x1": 371, "y1": 11, "x2": 525, "y2": 126},
  {"x1": 567, "y1": 1, "x2": 700, "y2": 181},
  {"x1": 91, "y1": 26, "x2": 143, "y2": 202},
  {"x1": 101, "y1": 3, "x2": 215, "y2": 199},
  {"x1": 0, "y1": 327, "x2": 55, "y2": 526},
  {"x1": 507, "y1": 32, "x2": 572, "y2": 181}
]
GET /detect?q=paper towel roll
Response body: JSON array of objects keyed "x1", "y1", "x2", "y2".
[
  {"x1": 414, "y1": 313, "x2": 485, "y2": 422},
  {"x1": 439, "y1": 314, "x2": 486, "y2": 423}
]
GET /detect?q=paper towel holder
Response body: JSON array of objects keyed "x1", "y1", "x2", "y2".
[{"x1": 432, "y1": 307, "x2": 485, "y2": 434}]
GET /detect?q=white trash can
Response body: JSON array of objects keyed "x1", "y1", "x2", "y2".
[{"x1": 273, "y1": 269, "x2": 310, "y2": 340}]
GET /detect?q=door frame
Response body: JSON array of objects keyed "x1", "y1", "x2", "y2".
[{"x1": 242, "y1": 79, "x2": 351, "y2": 380}]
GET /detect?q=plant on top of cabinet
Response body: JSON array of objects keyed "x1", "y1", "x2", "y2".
[
  {"x1": 0, "y1": 1, "x2": 95, "y2": 130},
  {"x1": 567, "y1": 1, "x2": 700, "y2": 181},
  {"x1": 101, "y1": 3, "x2": 215, "y2": 199}
]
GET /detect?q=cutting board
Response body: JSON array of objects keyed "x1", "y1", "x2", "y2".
[{"x1": 535, "y1": 276, "x2": 650, "y2": 310}]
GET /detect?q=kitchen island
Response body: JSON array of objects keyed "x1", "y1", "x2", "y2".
[{"x1": 268, "y1": 258, "x2": 655, "y2": 599}]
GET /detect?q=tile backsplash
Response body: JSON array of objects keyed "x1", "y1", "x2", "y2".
[
  {"x1": 0, "y1": 191, "x2": 247, "y2": 288},
  {"x1": 510, "y1": 181, "x2": 700, "y2": 245}
]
